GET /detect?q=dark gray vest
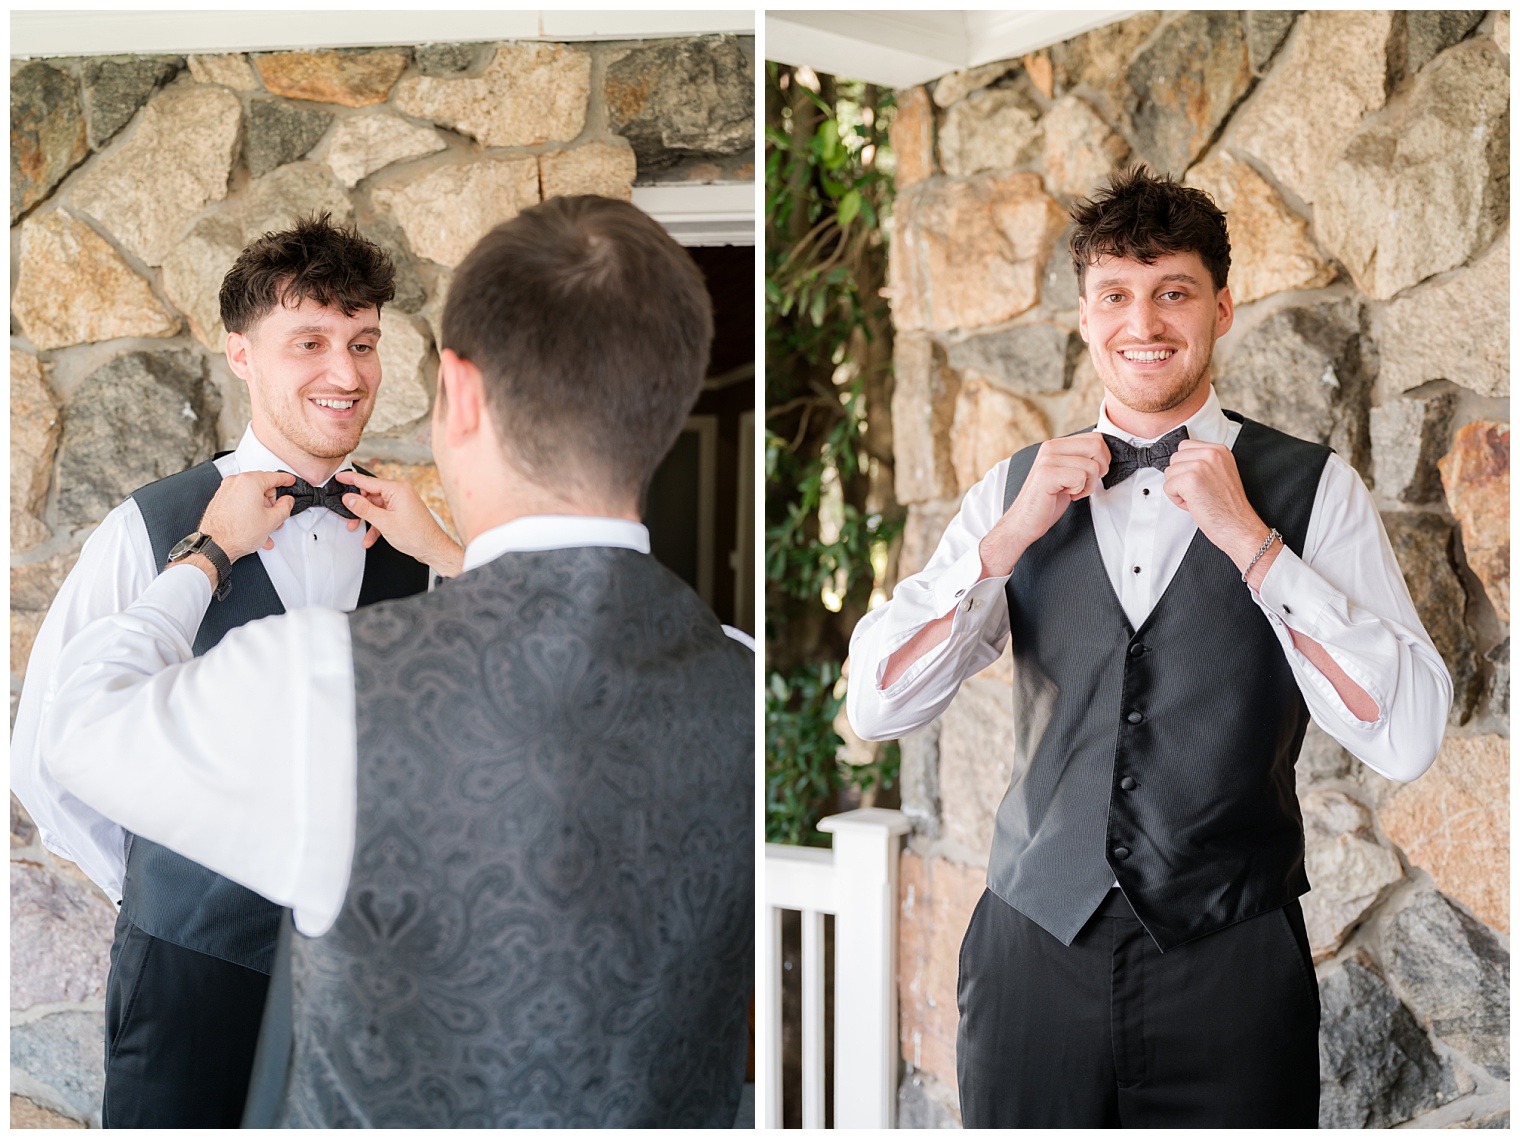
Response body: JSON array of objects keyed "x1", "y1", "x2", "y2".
[
  {"x1": 267, "y1": 547, "x2": 754, "y2": 1127},
  {"x1": 990, "y1": 413, "x2": 1330, "y2": 950},
  {"x1": 123, "y1": 459, "x2": 429, "y2": 972}
]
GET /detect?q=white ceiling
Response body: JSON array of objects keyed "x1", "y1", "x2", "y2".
[
  {"x1": 766, "y1": 10, "x2": 1134, "y2": 88},
  {"x1": 11, "y1": 10, "x2": 755, "y2": 58}
]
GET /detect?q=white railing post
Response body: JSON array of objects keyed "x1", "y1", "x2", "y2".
[
  {"x1": 761, "y1": 901, "x2": 783, "y2": 1128},
  {"x1": 819, "y1": 808, "x2": 912, "y2": 1129}
]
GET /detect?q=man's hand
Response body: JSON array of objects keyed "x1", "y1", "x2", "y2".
[
  {"x1": 198, "y1": 471, "x2": 296, "y2": 562},
  {"x1": 334, "y1": 470, "x2": 464, "y2": 578},
  {"x1": 1162, "y1": 441, "x2": 1273, "y2": 576},
  {"x1": 978, "y1": 434, "x2": 1111, "y2": 579}
]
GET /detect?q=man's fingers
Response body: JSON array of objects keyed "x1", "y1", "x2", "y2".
[
  {"x1": 335, "y1": 469, "x2": 386, "y2": 492},
  {"x1": 342, "y1": 491, "x2": 379, "y2": 522},
  {"x1": 362, "y1": 525, "x2": 381, "y2": 550}
]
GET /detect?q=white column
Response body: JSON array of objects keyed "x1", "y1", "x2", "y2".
[
  {"x1": 819, "y1": 808, "x2": 912, "y2": 1129},
  {"x1": 801, "y1": 908, "x2": 827, "y2": 1129},
  {"x1": 761, "y1": 902, "x2": 783, "y2": 1128}
]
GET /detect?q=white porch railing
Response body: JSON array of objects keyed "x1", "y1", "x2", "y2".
[{"x1": 761, "y1": 808, "x2": 911, "y2": 1129}]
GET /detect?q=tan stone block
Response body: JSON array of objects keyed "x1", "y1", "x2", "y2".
[
  {"x1": 1379, "y1": 734, "x2": 1508, "y2": 933},
  {"x1": 1314, "y1": 40, "x2": 1509, "y2": 300},
  {"x1": 931, "y1": 61, "x2": 1013, "y2": 109},
  {"x1": 938, "y1": 88, "x2": 1042, "y2": 178},
  {"x1": 366, "y1": 311, "x2": 433, "y2": 435},
  {"x1": 253, "y1": 49, "x2": 407, "y2": 108},
  {"x1": 898, "y1": 851, "x2": 984, "y2": 1089},
  {"x1": 12, "y1": 610, "x2": 45, "y2": 681},
  {"x1": 372, "y1": 156, "x2": 540, "y2": 267},
  {"x1": 12, "y1": 211, "x2": 178, "y2": 351},
  {"x1": 238, "y1": 162, "x2": 354, "y2": 245},
  {"x1": 890, "y1": 335, "x2": 960, "y2": 504},
  {"x1": 890, "y1": 86, "x2": 936, "y2": 189},
  {"x1": 1496, "y1": 11, "x2": 1510, "y2": 54},
  {"x1": 1040, "y1": 95, "x2": 1129, "y2": 199},
  {"x1": 539, "y1": 139, "x2": 636, "y2": 202},
  {"x1": 69, "y1": 84, "x2": 241, "y2": 266},
  {"x1": 1024, "y1": 53, "x2": 1054, "y2": 101},
  {"x1": 11, "y1": 351, "x2": 60, "y2": 555},
  {"x1": 950, "y1": 379, "x2": 1048, "y2": 495},
  {"x1": 393, "y1": 43, "x2": 589, "y2": 147},
  {"x1": 938, "y1": 676, "x2": 1014, "y2": 857},
  {"x1": 1184, "y1": 150, "x2": 1334, "y2": 305},
  {"x1": 187, "y1": 53, "x2": 259, "y2": 90},
  {"x1": 1378, "y1": 234, "x2": 1508, "y2": 398},
  {"x1": 12, "y1": 548, "x2": 81, "y2": 613},
  {"x1": 10, "y1": 1095, "x2": 86, "y2": 1129},
  {"x1": 1226, "y1": 11, "x2": 1392, "y2": 204},
  {"x1": 898, "y1": 499, "x2": 960, "y2": 581},
  {"x1": 323, "y1": 110, "x2": 445, "y2": 189},
  {"x1": 1300, "y1": 788, "x2": 1402, "y2": 960},
  {"x1": 1438, "y1": 421, "x2": 1509, "y2": 622},
  {"x1": 352, "y1": 458, "x2": 457, "y2": 541},
  {"x1": 891, "y1": 173, "x2": 1066, "y2": 333}
]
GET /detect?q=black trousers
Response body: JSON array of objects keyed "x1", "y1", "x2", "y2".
[
  {"x1": 102, "y1": 911, "x2": 271, "y2": 1128},
  {"x1": 956, "y1": 888, "x2": 1320, "y2": 1127}
]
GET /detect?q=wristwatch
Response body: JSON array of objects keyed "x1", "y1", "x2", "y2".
[{"x1": 166, "y1": 531, "x2": 234, "y2": 601}]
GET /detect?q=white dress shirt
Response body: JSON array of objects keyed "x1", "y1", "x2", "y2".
[
  {"x1": 11, "y1": 427, "x2": 368, "y2": 901},
  {"x1": 847, "y1": 388, "x2": 1451, "y2": 783},
  {"x1": 38, "y1": 517, "x2": 752, "y2": 938}
]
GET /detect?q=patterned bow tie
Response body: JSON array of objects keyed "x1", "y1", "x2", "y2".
[
  {"x1": 1100, "y1": 427, "x2": 1190, "y2": 490},
  {"x1": 275, "y1": 475, "x2": 357, "y2": 519}
]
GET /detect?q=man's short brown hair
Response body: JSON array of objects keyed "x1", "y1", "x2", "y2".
[
  {"x1": 441, "y1": 195, "x2": 714, "y2": 501},
  {"x1": 1069, "y1": 166, "x2": 1231, "y2": 294},
  {"x1": 219, "y1": 212, "x2": 395, "y2": 334}
]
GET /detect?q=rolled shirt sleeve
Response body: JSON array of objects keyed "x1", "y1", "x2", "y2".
[
  {"x1": 1252, "y1": 454, "x2": 1452, "y2": 782},
  {"x1": 847, "y1": 461, "x2": 1015, "y2": 741}
]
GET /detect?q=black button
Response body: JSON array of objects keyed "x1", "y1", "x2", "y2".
[
  {"x1": 1129, "y1": 643, "x2": 1145, "y2": 657},
  {"x1": 1113, "y1": 847, "x2": 1131, "y2": 860},
  {"x1": 1120, "y1": 776, "x2": 1136, "y2": 791},
  {"x1": 1142, "y1": 488, "x2": 1150, "y2": 495},
  {"x1": 1283, "y1": 604, "x2": 1292, "y2": 614},
  {"x1": 1126, "y1": 710, "x2": 1143, "y2": 724},
  {"x1": 1132, "y1": 565, "x2": 1141, "y2": 574}
]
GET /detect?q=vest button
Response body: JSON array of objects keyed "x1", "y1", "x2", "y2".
[
  {"x1": 1120, "y1": 776, "x2": 1136, "y2": 791},
  {"x1": 1126, "y1": 710, "x2": 1144, "y2": 724},
  {"x1": 1129, "y1": 643, "x2": 1146, "y2": 657},
  {"x1": 1113, "y1": 846, "x2": 1131, "y2": 860}
]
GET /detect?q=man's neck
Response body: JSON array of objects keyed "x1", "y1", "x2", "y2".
[
  {"x1": 248, "y1": 426, "x2": 345, "y2": 486},
  {"x1": 1103, "y1": 379, "x2": 1212, "y2": 440}
]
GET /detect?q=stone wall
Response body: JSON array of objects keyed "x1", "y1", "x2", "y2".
[
  {"x1": 884, "y1": 12, "x2": 1508, "y2": 1129},
  {"x1": 9, "y1": 34, "x2": 753, "y2": 1125}
]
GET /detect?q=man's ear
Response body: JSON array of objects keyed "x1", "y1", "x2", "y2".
[
  {"x1": 225, "y1": 331, "x2": 253, "y2": 382},
  {"x1": 1214, "y1": 284, "x2": 1235, "y2": 339},
  {"x1": 1077, "y1": 295, "x2": 1089, "y2": 343},
  {"x1": 437, "y1": 349, "x2": 483, "y2": 447}
]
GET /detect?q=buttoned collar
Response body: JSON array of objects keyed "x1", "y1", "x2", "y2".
[
  {"x1": 1096, "y1": 385, "x2": 1231, "y2": 447},
  {"x1": 462, "y1": 516, "x2": 651, "y2": 573}
]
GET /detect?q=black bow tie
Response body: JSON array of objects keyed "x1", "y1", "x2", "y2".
[
  {"x1": 1100, "y1": 427, "x2": 1190, "y2": 489},
  {"x1": 275, "y1": 476, "x2": 357, "y2": 519}
]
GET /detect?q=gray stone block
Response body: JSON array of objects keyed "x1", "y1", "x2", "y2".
[
  {"x1": 1245, "y1": 11, "x2": 1299, "y2": 76},
  {"x1": 944, "y1": 323, "x2": 1075, "y2": 396},
  {"x1": 55, "y1": 350, "x2": 221, "y2": 528},
  {"x1": 1380, "y1": 513, "x2": 1480, "y2": 724},
  {"x1": 1369, "y1": 392, "x2": 1456, "y2": 504},
  {"x1": 11, "y1": 1011, "x2": 106, "y2": 1124},
  {"x1": 1125, "y1": 11, "x2": 1252, "y2": 176},
  {"x1": 245, "y1": 97, "x2": 333, "y2": 178},
  {"x1": 1319, "y1": 954, "x2": 1459, "y2": 1128},
  {"x1": 604, "y1": 35, "x2": 753, "y2": 171},
  {"x1": 81, "y1": 56, "x2": 180, "y2": 149},
  {"x1": 1382, "y1": 889, "x2": 1509, "y2": 1078},
  {"x1": 11, "y1": 61, "x2": 89, "y2": 223}
]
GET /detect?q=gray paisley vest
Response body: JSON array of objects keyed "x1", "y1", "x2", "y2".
[{"x1": 266, "y1": 546, "x2": 754, "y2": 1127}]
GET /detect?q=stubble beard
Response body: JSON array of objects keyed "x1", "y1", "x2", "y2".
[
  {"x1": 1095, "y1": 339, "x2": 1215, "y2": 417},
  {"x1": 267, "y1": 395, "x2": 372, "y2": 464}
]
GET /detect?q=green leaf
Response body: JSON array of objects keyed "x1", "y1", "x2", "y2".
[{"x1": 837, "y1": 189, "x2": 861, "y2": 228}]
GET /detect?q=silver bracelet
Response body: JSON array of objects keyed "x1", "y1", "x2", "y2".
[{"x1": 1241, "y1": 528, "x2": 1281, "y2": 582}]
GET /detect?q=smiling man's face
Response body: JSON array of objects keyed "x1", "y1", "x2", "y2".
[
  {"x1": 227, "y1": 294, "x2": 382, "y2": 476},
  {"x1": 1078, "y1": 249, "x2": 1233, "y2": 428}
]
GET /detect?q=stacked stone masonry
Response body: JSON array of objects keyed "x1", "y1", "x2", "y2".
[
  {"x1": 883, "y1": 11, "x2": 1508, "y2": 1129},
  {"x1": 9, "y1": 35, "x2": 753, "y2": 1125}
]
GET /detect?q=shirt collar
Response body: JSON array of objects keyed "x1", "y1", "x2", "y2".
[
  {"x1": 1095, "y1": 385, "x2": 1231, "y2": 447},
  {"x1": 462, "y1": 516, "x2": 651, "y2": 573},
  {"x1": 231, "y1": 426, "x2": 353, "y2": 485}
]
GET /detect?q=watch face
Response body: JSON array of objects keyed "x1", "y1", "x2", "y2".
[{"x1": 167, "y1": 532, "x2": 205, "y2": 561}]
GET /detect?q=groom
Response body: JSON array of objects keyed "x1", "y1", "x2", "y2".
[
  {"x1": 40, "y1": 196, "x2": 756, "y2": 1127},
  {"x1": 848, "y1": 167, "x2": 1450, "y2": 1126}
]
